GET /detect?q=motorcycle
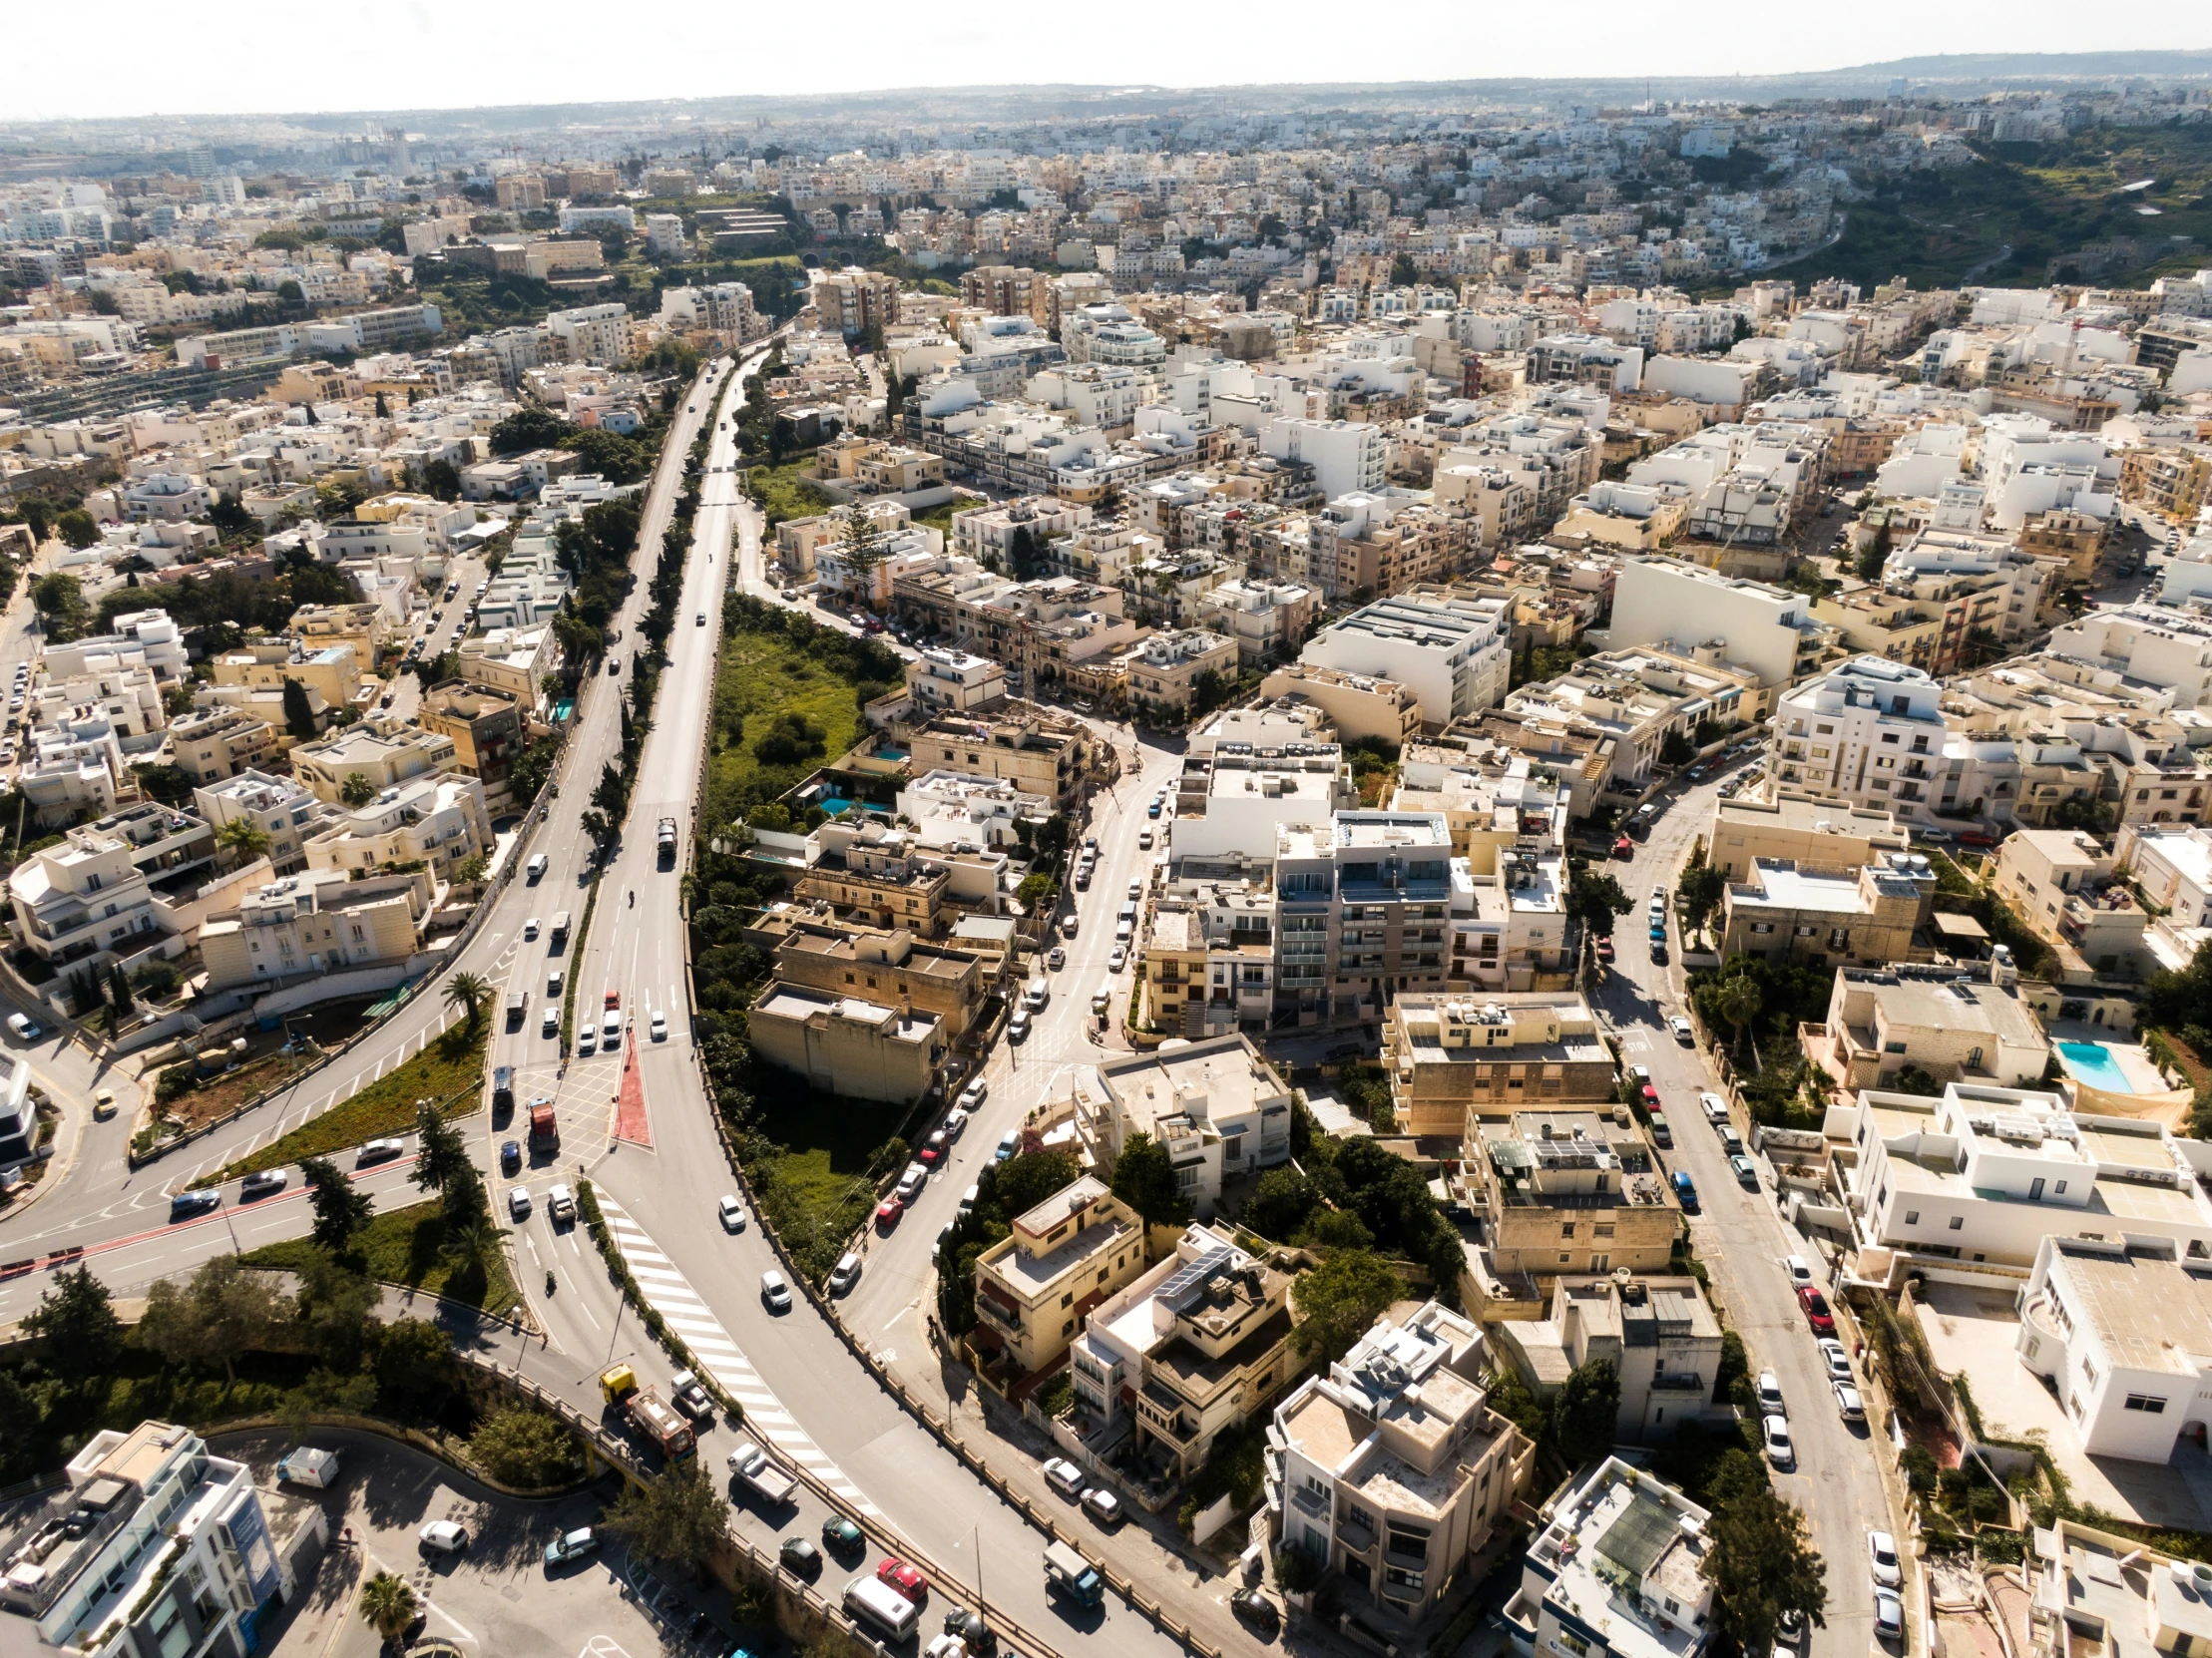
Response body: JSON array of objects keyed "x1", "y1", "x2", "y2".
[
  {"x1": 628, "y1": 889, "x2": 635, "y2": 908},
  {"x1": 544, "y1": 1270, "x2": 557, "y2": 1296}
]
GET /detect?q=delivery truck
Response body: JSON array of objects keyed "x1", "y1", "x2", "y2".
[
  {"x1": 276, "y1": 1448, "x2": 341, "y2": 1487},
  {"x1": 599, "y1": 1365, "x2": 696, "y2": 1462},
  {"x1": 1044, "y1": 1541, "x2": 1104, "y2": 1607},
  {"x1": 657, "y1": 816, "x2": 677, "y2": 866},
  {"x1": 528, "y1": 1100, "x2": 558, "y2": 1151},
  {"x1": 844, "y1": 1576, "x2": 920, "y2": 1641}
]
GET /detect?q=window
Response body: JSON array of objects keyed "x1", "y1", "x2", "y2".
[
  {"x1": 2125, "y1": 1394, "x2": 2167, "y2": 1414},
  {"x1": 1560, "y1": 1223, "x2": 1576, "y2": 1239},
  {"x1": 1904, "y1": 1210, "x2": 1919, "y2": 1226},
  {"x1": 1557, "y1": 1634, "x2": 1590, "y2": 1657},
  {"x1": 1948, "y1": 1215, "x2": 1964, "y2": 1230}
]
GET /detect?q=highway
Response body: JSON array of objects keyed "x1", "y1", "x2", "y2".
[{"x1": 1599, "y1": 762, "x2": 1889, "y2": 1658}]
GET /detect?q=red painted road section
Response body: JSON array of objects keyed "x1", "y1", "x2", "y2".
[{"x1": 614, "y1": 1032, "x2": 653, "y2": 1147}]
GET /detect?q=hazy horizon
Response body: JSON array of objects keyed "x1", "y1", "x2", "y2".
[{"x1": 6, "y1": 3, "x2": 2212, "y2": 128}]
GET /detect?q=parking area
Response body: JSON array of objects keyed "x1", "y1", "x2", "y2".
[{"x1": 217, "y1": 1428, "x2": 776, "y2": 1658}]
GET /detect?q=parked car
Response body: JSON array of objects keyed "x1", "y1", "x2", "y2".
[
  {"x1": 779, "y1": 1536, "x2": 822, "y2": 1578},
  {"x1": 1230, "y1": 1590, "x2": 1282, "y2": 1637},
  {"x1": 508, "y1": 1186, "x2": 532, "y2": 1220},
  {"x1": 1817, "y1": 1338, "x2": 1853, "y2": 1382},
  {"x1": 958, "y1": 1078, "x2": 988, "y2": 1111},
  {"x1": 1729, "y1": 1153, "x2": 1759, "y2": 1189},
  {"x1": 995, "y1": 1129, "x2": 1019, "y2": 1162},
  {"x1": 1835, "y1": 1382, "x2": 1866, "y2": 1422},
  {"x1": 1756, "y1": 1372, "x2": 1785, "y2": 1415},
  {"x1": 1082, "y1": 1487, "x2": 1123, "y2": 1526},
  {"x1": 1700, "y1": 1092, "x2": 1729, "y2": 1122},
  {"x1": 828, "y1": 1253, "x2": 862, "y2": 1296},
  {"x1": 919, "y1": 1130, "x2": 949, "y2": 1165},
  {"x1": 5, "y1": 1012, "x2": 41, "y2": 1041},
  {"x1": 1796, "y1": 1286, "x2": 1837, "y2": 1337},
  {"x1": 877, "y1": 1559, "x2": 929, "y2": 1604},
  {"x1": 875, "y1": 1196, "x2": 905, "y2": 1229},
  {"x1": 1668, "y1": 1015, "x2": 1694, "y2": 1042},
  {"x1": 1868, "y1": 1530, "x2": 1902, "y2": 1587},
  {"x1": 942, "y1": 1108, "x2": 969, "y2": 1140},
  {"x1": 544, "y1": 1527, "x2": 599, "y2": 1567},
  {"x1": 1043, "y1": 1458, "x2": 1086, "y2": 1498},
  {"x1": 1761, "y1": 1415, "x2": 1794, "y2": 1467},
  {"x1": 418, "y1": 1521, "x2": 468, "y2": 1555},
  {"x1": 1108, "y1": 944, "x2": 1127, "y2": 972},
  {"x1": 1874, "y1": 1589, "x2": 1905, "y2": 1642},
  {"x1": 1047, "y1": 946, "x2": 1066, "y2": 971},
  {"x1": 1784, "y1": 1254, "x2": 1813, "y2": 1285}
]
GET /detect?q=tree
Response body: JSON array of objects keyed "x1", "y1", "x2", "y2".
[
  {"x1": 372, "y1": 1317, "x2": 454, "y2": 1409},
  {"x1": 1008, "y1": 524, "x2": 1043, "y2": 581},
  {"x1": 21, "y1": 1266, "x2": 122, "y2": 1376},
  {"x1": 834, "y1": 510, "x2": 887, "y2": 601},
  {"x1": 470, "y1": 1407, "x2": 585, "y2": 1487},
  {"x1": 1700, "y1": 1486, "x2": 1828, "y2": 1658},
  {"x1": 1109, "y1": 1132, "x2": 1191, "y2": 1231},
  {"x1": 302, "y1": 1156, "x2": 374, "y2": 1251},
  {"x1": 438, "y1": 1215, "x2": 503, "y2": 1283},
  {"x1": 1677, "y1": 864, "x2": 1727, "y2": 939},
  {"x1": 1713, "y1": 975, "x2": 1765, "y2": 1055},
  {"x1": 340, "y1": 771, "x2": 377, "y2": 807},
  {"x1": 106, "y1": 965, "x2": 135, "y2": 1023},
  {"x1": 360, "y1": 1572, "x2": 419, "y2": 1646},
  {"x1": 422, "y1": 459, "x2": 462, "y2": 501},
  {"x1": 489, "y1": 406, "x2": 567, "y2": 456},
  {"x1": 1660, "y1": 728, "x2": 1697, "y2": 768},
  {"x1": 443, "y1": 972, "x2": 492, "y2": 1031},
  {"x1": 215, "y1": 816, "x2": 272, "y2": 870},
  {"x1": 30, "y1": 572, "x2": 93, "y2": 642},
  {"x1": 1390, "y1": 252, "x2": 1420, "y2": 286},
  {"x1": 601, "y1": 1466, "x2": 730, "y2": 1570},
  {"x1": 410, "y1": 1100, "x2": 474, "y2": 1201},
  {"x1": 1292, "y1": 1249, "x2": 1403, "y2": 1364},
  {"x1": 1548, "y1": 1358, "x2": 1620, "y2": 1468},
  {"x1": 1855, "y1": 519, "x2": 1893, "y2": 583},
  {"x1": 54, "y1": 508, "x2": 100, "y2": 550},
  {"x1": 139, "y1": 1256, "x2": 289, "y2": 1384},
  {"x1": 1566, "y1": 870, "x2": 1632, "y2": 937},
  {"x1": 994, "y1": 1149, "x2": 1082, "y2": 1218},
  {"x1": 1890, "y1": 1064, "x2": 1944, "y2": 1096},
  {"x1": 1243, "y1": 1167, "x2": 1321, "y2": 1243}
]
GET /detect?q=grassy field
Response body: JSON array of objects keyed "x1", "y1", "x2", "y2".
[
  {"x1": 1803, "y1": 124, "x2": 2212, "y2": 293},
  {"x1": 744, "y1": 459, "x2": 831, "y2": 529},
  {"x1": 740, "y1": 1087, "x2": 916, "y2": 1282},
  {"x1": 241, "y1": 1197, "x2": 521, "y2": 1320},
  {"x1": 198, "y1": 1025, "x2": 488, "y2": 1186},
  {"x1": 702, "y1": 624, "x2": 872, "y2": 831}
]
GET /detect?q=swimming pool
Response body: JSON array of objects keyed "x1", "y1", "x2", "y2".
[{"x1": 2056, "y1": 1040, "x2": 2137, "y2": 1093}]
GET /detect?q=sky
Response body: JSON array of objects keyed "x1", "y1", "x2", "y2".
[{"x1": 4, "y1": 1, "x2": 2207, "y2": 124}]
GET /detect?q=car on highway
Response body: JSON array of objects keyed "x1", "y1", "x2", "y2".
[
  {"x1": 357, "y1": 1138, "x2": 405, "y2": 1166},
  {"x1": 877, "y1": 1559, "x2": 929, "y2": 1604},
  {"x1": 1797, "y1": 1286, "x2": 1837, "y2": 1337},
  {"x1": 760, "y1": 1271, "x2": 792, "y2": 1313},
  {"x1": 171, "y1": 1190, "x2": 221, "y2": 1220},
  {"x1": 1044, "y1": 1457, "x2": 1086, "y2": 1498},
  {"x1": 1729, "y1": 1153, "x2": 1759, "y2": 1189},
  {"x1": 501, "y1": 1139, "x2": 521, "y2": 1174},
  {"x1": 1761, "y1": 1415, "x2": 1793, "y2": 1467},
  {"x1": 1868, "y1": 1529, "x2": 1902, "y2": 1587},
  {"x1": 718, "y1": 1195, "x2": 747, "y2": 1231},
  {"x1": 508, "y1": 1186, "x2": 531, "y2": 1220},
  {"x1": 650, "y1": 1010, "x2": 667, "y2": 1041},
  {"x1": 418, "y1": 1521, "x2": 468, "y2": 1555},
  {"x1": 544, "y1": 1527, "x2": 599, "y2": 1568},
  {"x1": 1875, "y1": 1588, "x2": 1904, "y2": 1642},
  {"x1": 1817, "y1": 1338, "x2": 1853, "y2": 1382},
  {"x1": 874, "y1": 1196, "x2": 905, "y2": 1230},
  {"x1": 1835, "y1": 1382, "x2": 1866, "y2": 1422},
  {"x1": 822, "y1": 1517, "x2": 865, "y2": 1556},
  {"x1": 696, "y1": 613, "x2": 706, "y2": 625},
  {"x1": 1047, "y1": 946, "x2": 1065, "y2": 971},
  {"x1": 1060, "y1": 914, "x2": 1079, "y2": 938},
  {"x1": 778, "y1": 1536, "x2": 822, "y2": 1578},
  {"x1": 577, "y1": 1027, "x2": 597, "y2": 1056},
  {"x1": 1668, "y1": 1015, "x2": 1694, "y2": 1042},
  {"x1": 524, "y1": 917, "x2": 540, "y2": 940}
]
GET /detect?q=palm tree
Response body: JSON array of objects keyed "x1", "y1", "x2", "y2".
[
  {"x1": 214, "y1": 817, "x2": 272, "y2": 871},
  {"x1": 359, "y1": 1573, "x2": 418, "y2": 1646},
  {"x1": 340, "y1": 772, "x2": 376, "y2": 808},
  {"x1": 438, "y1": 1215, "x2": 502, "y2": 1281},
  {"x1": 443, "y1": 972, "x2": 491, "y2": 1031},
  {"x1": 1714, "y1": 976, "x2": 1764, "y2": 1057}
]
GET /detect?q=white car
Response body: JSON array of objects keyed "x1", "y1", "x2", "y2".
[
  {"x1": 1108, "y1": 944, "x2": 1127, "y2": 972},
  {"x1": 760, "y1": 1270, "x2": 791, "y2": 1313},
  {"x1": 577, "y1": 1026, "x2": 597, "y2": 1056},
  {"x1": 1875, "y1": 1588, "x2": 1904, "y2": 1642},
  {"x1": 418, "y1": 1520, "x2": 468, "y2": 1554},
  {"x1": 1043, "y1": 1457, "x2": 1086, "y2": 1498},
  {"x1": 508, "y1": 1186, "x2": 531, "y2": 1220},
  {"x1": 1835, "y1": 1382, "x2": 1866, "y2": 1422},
  {"x1": 1868, "y1": 1530, "x2": 1902, "y2": 1588},
  {"x1": 1127, "y1": 881, "x2": 1141, "y2": 901},
  {"x1": 1817, "y1": 1338, "x2": 1853, "y2": 1383},
  {"x1": 1761, "y1": 1414, "x2": 1794, "y2": 1467},
  {"x1": 650, "y1": 1010, "x2": 667, "y2": 1041},
  {"x1": 1699, "y1": 1091, "x2": 1729, "y2": 1122},
  {"x1": 1047, "y1": 945, "x2": 1065, "y2": 971},
  {"x1": 958, "y1": 1078, "x2": 988, "y2": 1111},
  {"x1": 5, "y1": 1012, "x2": 41, "y2": 1041},
  {"x1": 943, "y1": 1107, "x2": 969, "y2": 1140},
  {"x1": 1784, "y1": 1254, "x2": 1813, "y2": 1285},
  {"x1": 1755, "y1": 1371, "x2": 1784, "y2": 1416},
  {"x1": 1667, "y1": 1015, "x2": 1694, "y2": 1042},
  {"x1": 524, "y1": 917, "x2": 540, "y2": 940},
  {"x1": 717, "y1": 1195, "x2": 746, "y2": 1232}
]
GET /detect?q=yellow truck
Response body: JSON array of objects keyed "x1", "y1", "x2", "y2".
[{"x1": 598, "y1": 1365, "x2": 696, "y2": 1461}]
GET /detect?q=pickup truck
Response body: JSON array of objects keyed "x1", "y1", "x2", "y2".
[
  {"x1": 667, "y1": 1369, "x2": 714, "y2": 1423},
  {"x1": 727, "y1": 1441, "x2": 798, "y2": 1505},
  {"x1": 657, "y1": 816, "x2": 677, "y2": 866}
]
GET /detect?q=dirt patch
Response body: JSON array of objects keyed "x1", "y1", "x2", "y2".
[{"x1": 158, "y1": 1053, "x2": 309, "y2": 1132}]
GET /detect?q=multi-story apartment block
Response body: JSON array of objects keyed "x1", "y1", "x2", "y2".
[
  {"x1": 288, "y1": 723, "x2": 458, "y2": 805},
  {"x1": 301, "y1": 773, "x2": 494, "y2": 882},
  {"x1": 1118, "y1": 627, "x2": 1236, "y2": 718},
  {"x1": 1706, "y1": 791, "x2": 1911, "y2": 879},
  {"x1": 1196, "y1": 578, "x2": 1316, "y2": 668},
  {"x1": 746, "y1": 983, "x2": 943, "y2": 1104},
  {"x1": 1504, "y1": 1458, "x2": 1714, "y2": 1658},
  {"x1": 901, "y1": 647, "x2": 1009, "y2": 715},
  {"x1": 1805, "y1": 958, "x2": 2049, "y2": 1098},
  {"x1": 2117, "y1": 822, "x2": 2212, "y2": 927},
  {"x1": 897, "y1": 704, "x2": 1092, "y2": 809},
  {"x1": 1067, "y1": 1036, "x2": 1294, "y2": 1217},
  {"x1": 1845, "y1": 1082, "x2": 2212, "y2": 1284},
  {"x1": 2047, "y1": 604, "x2": 2212, "y2": 710},
  {"x1": 763, "y1": 913, "x2": 986, "y2": 1040},
  {"x1": 1771, "y1": 654, "x2": 1948, "y2": 816},
  {"x1": 199, "y1": 867, "x2": 432, "y2": 989},
  {"x1": 5, "y1": 826, "x2": 163, "y2": 977},
  {"x1": 1258, "y1": 663, "x2": 1422, "y2": 749},
  {"x1": 792, "y1": 819, "x2": 956, "y2": 937},
  {"x1": 416, "y1": 681, "x2": 525, "y2": 793},
  {"x1": 17, "y1": 1423, "x2": 288, "y2": 1656},
  {"x1": 194, "y1": 771, "x2": 334, "y2": 877},
  {"x1": 544, "y1": 302, "x2": 632, "y2": 366},
  {"x1": 167, "y1": 706, "x2": 283, "y2": 788},
  {"x1": 1270, "y1": 1302, "x2": 1534, "y2": 1622},
  {"x1": 1991, "y1": 828, "x2": 2153, "y2": 980},
  {"x1": 815, "y1": 266, "x2": 900, "y2": 338},
  {"x1": 1382, "y1": 993, "x2": 1615, "y2": 1135},
  {"x1": 1510, "y1": 1274, "x2": 1726, "y2": 1445},
  {"x1": 1301, "y1": 590, "x2": 1515, "y2": 728},
  {"x1": 1065, "y1": 1224, "x2": 1299, "y2": 1481},
  {"x1": 1467, "y1": 1110, "x2": 1681, "y2": 1289},
  {"x1": 1719, "y1": 853, "x2": 1937, "y2": 968},
  {"x1": 1608, "y1": 559, "x2": 1835, "y2": 689},
  {"x1": 970, "y1": 1176, "x2": 1149, "y2": 1379}
]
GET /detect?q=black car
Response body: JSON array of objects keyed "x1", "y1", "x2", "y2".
[
  {"x1": 500, "y1": 1139, "x2": 522, "y2": 1175},
  {"x1": 778, "y1": 1536, "x2": 821, "y2": 1578},
  {"x1": 170, "y1": 1191, "x2": 221, "y2": 1221},
  {"x1": 1230, "y1": 1591, "x2": 1281, "y2": 1637}
]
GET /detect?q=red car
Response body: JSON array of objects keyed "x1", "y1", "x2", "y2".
[
  {"x1": 604, "y1": 990, "x2": 621, "y2": 1010},
  {"x1": 917, "y1": 1130, "x2": 948, "y2": 1166},
  {"x1": 1612, "y1": 836, "x2": 1634, "y2": 860},
  {"x1": 877, "y1": 1558, "x2": 928, "y2": 1603},
  {"x1": 1639, "y1": 1084, "x2": 1659, "y2": 1108},
  {"x1": 874, "y1": 1196, "x2": 904, "y2": 1229},
  {"x1": 1797, "y1": 1286, "x2": 1837, "y2": 1337},
  {"x1": 1594, "y1": 938, "x2": 1615, "y2": 962},
  {"x1": 1957, "y1": 830, "x2": 1999, "y2": 849}
]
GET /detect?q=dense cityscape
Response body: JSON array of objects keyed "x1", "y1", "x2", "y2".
[{"x1": 4, "y1": 45, "x2": 2212, "y2": 1658}]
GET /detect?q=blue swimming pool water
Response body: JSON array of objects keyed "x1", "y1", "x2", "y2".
[{"x1": 2056, "y1": 1040, "x2": 2136, "y2": 1092}]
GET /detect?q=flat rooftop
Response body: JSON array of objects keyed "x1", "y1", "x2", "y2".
[{"x1": 2048, "y1": 1248, "x2": 2212, "y2": 1379}]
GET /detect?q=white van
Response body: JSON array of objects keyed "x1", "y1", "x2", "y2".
[
  {"x1": 844, "y1": 1576, "x2": 919, "y2": 1641},
  {"x1": 602, "y1": 1009, "x2": 623, "y2": 1044},
  {"x1": 526, "y1": 853, "x2": 550, "y2": 883},
  {"x1": 1092, "y1": 986, "x2": 1112, "y2": 1016},
  {"x1": 276, "y1": 1447, "x2": 341, "y2": 1487}
]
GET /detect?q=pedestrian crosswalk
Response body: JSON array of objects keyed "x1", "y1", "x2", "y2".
[{"x1": 595, "y1": 1194, "x2": 879, "y2": 1517}]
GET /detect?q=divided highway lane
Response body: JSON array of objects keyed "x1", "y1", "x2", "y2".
[
  {"x1": 1601, "y1": 769, "x2": 1889, "y2": 1658},
  {"x1": 0, "y1": 360, "x2": 729, "y2": 1269}
]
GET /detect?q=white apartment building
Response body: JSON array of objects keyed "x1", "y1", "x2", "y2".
[
  {"x1": 1168, "y1": 720, "x2": 1358, "y2": 861},
  {"x1": 199, "y1": 868, "x2": 430, "y2": 990},
  {"x1": 40, "y1": 610, "x2": 189, "y2": 684},
  {"x1": 545, "y1": 303, "x2": 634, "y2": 366},
  {"x1": 1260, "y1": 417, "x2": 1388, "y2": 500},
  {"x1": 5, "y1": 827, "x2": 163, "y2": 978},
  {"x1": 2047, "y1": 605, "x2": 2212, "y2": 709},
  {"x1": 1301, "y1": 591, "x2": 1515, "y2": 727},
  {"x1": 2116, "y1": 822, "x2": 2212, "y2": 927},
  {"x1": 645, "y1": 212, "x2": 687, "y2": 258},
  {"x1": 1504, "y1": 1458, "x2": 1714, "y2": 1658},
  {"x1": 1772, "y1": 655, "x2": 1950, "y2": 818},
  {"x1": 1067, "y1": 1036, "x2": 1294, "y2": 1217},
  {"x1": 902, "y1": 647, "x2": 1008, "y2": 714},
  {"x1": 2016, "y1": 1237, "x2": 2212, "y2": 1462},
  {"x1": 1606, "y1": 559, "x2": 1832, "y2": 688},
  {"x1": 194, "y1": 771, "x2": 333, "y2": 877},
  {"x1": 1845, "y1": 1082, "x2": 2212, "y2": 1283},
  {"x1": 304, "y1": 774, "x2": 494, "y2": 880},
  {"x1": 288, "y1": 723, "x2": 458, "y2": 805}
]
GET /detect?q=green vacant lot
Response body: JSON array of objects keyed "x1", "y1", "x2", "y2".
[
  {"x1": 242, "y1": 1198, "x2": 520, "y2": 1320},
  {"x1": 1806, "y1": 123, "x2": 2212, "y2": 292},
  {"x1": 703, "y1": 622, "x2": 873, "y2": 832},
  {"x1": 199, "y1": 1025, "x2": 487, "y2": 1186},
  {"x1": 744, "y1": 460, "x2": 830, "y2": 530}
]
